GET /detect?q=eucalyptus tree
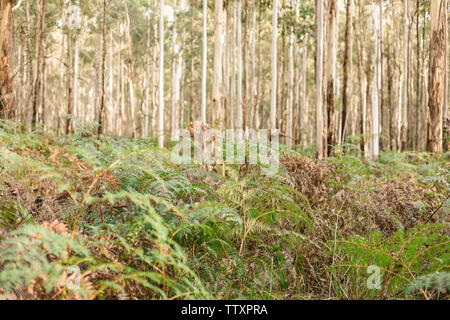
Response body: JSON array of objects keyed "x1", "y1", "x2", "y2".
[
  {"x1": 315, "y1": 0, "x2": 324, "y2": 159},
  {"x1": 325, "y1": 0, "x2": 336, "y2": 155},
  {"x1": 236, "y1": 0, "x2": 242, "y2": 130},
  {"x1": 270, "y1": 0, "x2": 278, "y2": 131},
  {"x1": 427, "y1": 0, "x2": 447, "y2": 152},
  {"x1": 212, "y1": 0, "x2": 223, "y2": 127},
  {"x1": 158, "y1": 0, "x2": 165, "y2": 147},
  {"x1": 0, "y1": 0, "x2": 13, "y2": 119},
  {"x1": 201, "y1": 0, "x2": 206, "y2": 124}
]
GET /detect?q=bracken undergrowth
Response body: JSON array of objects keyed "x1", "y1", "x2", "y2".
[{"x1": 0, "y1": 120, "x2": 448, "y2": 300}]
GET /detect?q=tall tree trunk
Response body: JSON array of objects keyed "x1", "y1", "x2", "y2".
[
  {"x1": 179, "y1": 15, "x2": 186, "y2": 131},
  {"x1": 212, "y1": 0, "x2": 223, "y2": 128},
  {"x1": 152, "y1": 0, "x2": 159, "y2": 134},
  {"x1": 40, "y1": 32, "x2": 47, "y2": 127},
  {"x1": 108, "y1": 30, "x2": 113, "y2": 134},
  {"x1": 144, "y1": 0, "x2": 151, "y2": 137},
  {"x1": 442, "y1": 1, "x2": 449, "y2": 152},
  {"x1": 58, "y1": 0, "x2": 65, "y2": 132},
  {"x1": 387, "y1": 24, "x2": 394, "y2": 151},
  {"x1": 301, "y1": 36, "x2": 308, "y2": 146},
  {"x1": 270, "y1": 0, "x2": 278, "y2": 131},
  {"x1": 354, "y1": 11, "x2": 367, "y2": 157},
  {"x1": 178, "y1": 0, "x2": 186, "y2": 131},
  {"x1": 236, "y1": 0, "x2": 243, "y2": 130},
  {"x1": 0, "y1": 0, "x2": 12, "y2": 119},
  {"x1": 171, "y1": 0, "x2": 179, "y2": 137},
  {"x1": 401, "y1": 0, "x2": 409, "y2": 151},
  {"x1": 414, "y1": 0, "x2": 420, "y2": 151},
  {"x1": 98, "y1": 0, "x2": 107, "y2": 136},
  {"x1": 326, "y1": 0, "x2": 336, "y2": 156},
  {"x1": 378, "y1": 0, "x2": 384, "y2": 151},
  {"x1": 66, "y1": 0, "x2": 73, "y2": 134},
  {"x1": 125, "y1": 4, "x2": 136, "y2": 137},
  {"x1": 315, "y1": 0, "x2": 324, "y2": 158},
  {"x1": 370, "y1": 3, "x2": 381, "y2": 160},
  {"x1": 201, "y1": 0, "x2": 207, "y2": 124},
  {"x1": 286, "y1": 17, "x2": 294, "y2": 148},
  {"x1": 158, "y1": 0, "x2": 165, "y2": 147},
  {"x1": 255, "y1": 3, "x2": 262, "y2": 130},
  {"x1": 224, "y1": 4, "x2": 231, "y2": 127},
  {"x1": 250, "y1": 3, "x2": 256, "y2": 129},
  {"x1": 73, "y1": 33, "x2": 79, "y2": 124},
  {"x1": 31, "y1": 0, "x2": 46, "y2": 126},
  {"x1": 341, "y1": 0, "x2": 351, "y2": 143},
  {"x1": 427, "y1": 0, "x2": 447, "y2": 152}
]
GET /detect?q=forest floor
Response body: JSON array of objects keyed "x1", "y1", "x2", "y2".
[{"x1": 0, "y1": 120, "x2": 448, "y2": 300}]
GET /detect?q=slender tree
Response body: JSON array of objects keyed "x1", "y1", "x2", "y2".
[
  {"x1": 171, "y1": 0, "x2": 179, "y2": 137},
  {"x1": 341, "y1": 0, "x2": 351, "y2": 142},
  {"x1": 144, "y1": 0, "x2": 152, "y2": 137},
  {"x1": 66, "y1": 0, "x2": 73, "y2": 134},
  {"x1": 401, "y1": 0, "x2": 409, "y2": 150},
  {"x1": 270, "y1": 0, "x2": 278, "y2": 131},
  {"x1": 158, "y1": 0, "x2": 165, "y2": 147},
  {"x1": 98, "y1": 0, "x2": 107, "y2": 135},
  {"x1": 201, "y1": 0, "x2": 207, "y2": 124},
  {"x1": 315, "y1": 0, "x2": 324, "y2": 159},
  {"x1": 326, "y1": 0, "x2": 337, "y2": 155},
  {"x1": 31, "y1": 0, "x2": 47, "y2": 126},
  {"x1": 286, "y1": 0, "x2": 294, "y2": 148},
  {"x1": 212, "y1": 0, "x2": 223, "y2": 127},
  {"x1": 236, "y1": 0, "x2": 243, "y2": 129},
  {"x1": 427, "y1": 0, "x2": 447, "y2": 152},
  {"x1": 0, "y1": 0, "x2": 13, "y2": 119},
  {"x1": 370, "y1": 3, "x2": 381, "y2": 160}
]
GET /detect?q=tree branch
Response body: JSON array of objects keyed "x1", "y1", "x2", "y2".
[{"x1": 12, "y1": 0, "x2": 25, "y2": 12}]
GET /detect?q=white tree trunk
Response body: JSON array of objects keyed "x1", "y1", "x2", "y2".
[
  {"x1": 201, "y1": 0, "x2": 207, "y2": 124},
  {"x1": 73, "y1": 35, "x2": 79, "y2": 122},
  {"x1": 301, "y1": 36, "x2": 308, "y2": 146},
  {"x1": 236, "y1": 0, "x2": 243, "y2": 130},
  {"x1": 287, "y1": 26, "x2": 294, "y2": 147},
  {"x1": 109, "y1": 30, "x2": 114, "y2": 134},
  {"x1": 370, "y1": 8, "x2": 380, "y2": 160},
  {"x1": 402, "y1": 0, "x2": 409, "y2": 149},
  {"x1": 370, "y1": 3, "x2": 381, "y2": 160},
  {"x1": 212, "y1": 0, "x2": 223, "y2": 128},
  {"x1": 315, "y1": 0, "x2": 324, "y2": 158},
  {"x1": 270, "y1": 0, "x2": 278, "y2": 130},
  {"x1": 145, "y1": 0, "x2": 151, "y2": 137},
  {"x1": 250, "y1": 4, "x2": 257, "y2": 129},
  {"x1": 158, "y1": 0, "x2": 165, "y2": 147},
  {"x1": 171, "y1": 0, "x2": 179, "y2": 138}
]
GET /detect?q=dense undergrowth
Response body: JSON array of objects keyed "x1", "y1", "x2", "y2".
[{"x1": 0, "y1": 120, "x2": 448, "y2": 300}]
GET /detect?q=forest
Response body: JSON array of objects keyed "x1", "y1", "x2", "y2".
[{"x1": 0, "y1": 0, "x2": 448, "y2": 300}]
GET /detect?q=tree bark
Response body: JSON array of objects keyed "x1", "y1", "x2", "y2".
[
  {"x1": 201, "y1": 0, "x2": 207, "y2": 124},
  {"x1": 315, "y1": 0, "x2": 324, "y2": 158},
  {"x1": 98, "y1": 0, "x2": 107, "y2": 136},
  {"x1": 427, "y1": 0, "x2": 447, "y2": 152},
  {"x1": 401, "y1": 0, "x2": 409, "y2": 151},
  {"x1": 370, "y1": 3, "x2": 381, "y2": 160},
  {"x1": 326, "y1": 0, "x2": 336, "y2": 156},
  {"x1": 0, "y1": 0, "x2": 13, "y2": 119},
  {"x1": 212, "y1": 0, "x2": 223, "y2": 128},
  {"x1": 270, "y1": 0, "x2": 278, "y2": 131},
  {"x1": 66, "y1": 0, "x2": 73, "y2": 134},
  {"x1": 158, "y1": 0, "x2": 165, "y2": 147},
  {"x1": 341, "y1": 0, "x2": 351, "y2": 143},
  {"x1": 236, "y1": 0, "x2": 243, "y2": 130},
  {"x1": 31, "y1": 0, "x2": 46, "y2": 126}
]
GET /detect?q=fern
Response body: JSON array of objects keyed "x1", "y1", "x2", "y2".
[{"x1": 404, "y1": 272, "x2": 450, "y2": 299}]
